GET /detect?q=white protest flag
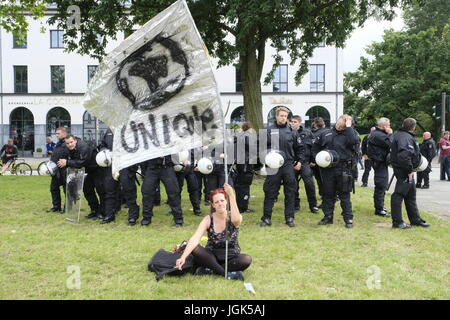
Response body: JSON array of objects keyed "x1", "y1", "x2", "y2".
[{"x1": 83, "y1": 0, "x2": 224, "y2": 174}]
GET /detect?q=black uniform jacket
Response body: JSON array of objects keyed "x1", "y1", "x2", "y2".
[
  {"x1": 390, "y1": 129, "x2": 421, "y2": 173},
  {"x1": 312, "y1": 126, "x2": 360, "y2": 163},
  {"x1": 266, "y1": 121, "x2": 303, "y2": 164},
  {"x1": 367, "y1": 127, "x2": 393, "y2": 163}
]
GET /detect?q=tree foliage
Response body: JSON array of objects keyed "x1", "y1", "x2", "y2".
[
  {"x1": 345, "y1": 24, "x2": 450, "y2": 136},
  {"x1": 0, "y1": 0, "x2": 47, "y2": 40}
]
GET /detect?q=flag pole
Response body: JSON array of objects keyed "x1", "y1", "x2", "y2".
[{"x1": 223, "y1": 100, "x2": 230, "y2": 279}]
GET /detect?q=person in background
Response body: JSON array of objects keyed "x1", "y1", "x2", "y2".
[
  {"x1": 416, "y1": 132, "x2": 436, "y2": 189},
  {"x1": 390, "y1": 118, "x2": 429, "y2": 229},
  {"x1": 361, "y1": 127, "x2": 376, "y2": 187},
  {"x1": 439, "y1": 131, "x2": 450, "y2": 181},
  {"x1": 1, "y1": 139, "x2": 19, "y2": 174},
  {"x1": 45, "y1": 137, "x2": 56, "y2": 156}
]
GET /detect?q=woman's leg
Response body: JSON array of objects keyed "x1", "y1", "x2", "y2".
[
  {"x1": 191, "y1": 245, "x2": 225, "y2": 275},
  {"x1": 226, "y1": 254, "x2": 252, "y2": 272},
  {"x1": 445, "y1": 156, "x2": 450, "y2": 180}
]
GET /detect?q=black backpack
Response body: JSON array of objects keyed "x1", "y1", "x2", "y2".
[{"x1": 148, "y1": 249, "x2": 195, "y2": 281}]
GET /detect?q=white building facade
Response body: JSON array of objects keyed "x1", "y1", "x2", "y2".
[{"x1": 0, "y1": 14, "x2": 343, "y2": 156}]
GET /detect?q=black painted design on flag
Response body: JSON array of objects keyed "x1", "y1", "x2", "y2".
[{"x1": 116, "y1": 33, "x2": 190, "y2": 112}]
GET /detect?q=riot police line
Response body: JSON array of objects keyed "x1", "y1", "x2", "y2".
[{"x1": 42, "y1": 111, "x2": 431, "y2": 229}]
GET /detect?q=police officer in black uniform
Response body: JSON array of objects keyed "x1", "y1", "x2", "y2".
[
  {"x1": 361, "y1": 127, "x2": 375, "y2": 187},
  {"x1": 311, "y1": 117, "x2": 327, "y2": 201},
  {"x1": 351, "y1": 123, "x2": 361, "y2": 183},
  {"x1": 312, "y1": 114, "x2": 359, "y2": 228},
  {"x1": 119, "y1": 164, "x2": 141, "y2": 225},
  {"x1": 233, "y1": 122, "x2": 257, "y2": 214},
  {"x1": 141, "y1": 155, "x2": 183, "y2": 226},
  {"x1": 203, "y1": 138, "x2": 235, "y2": 198},
  {"x1": 174, "y1": 149, "x2": 202, "y2": 216},
  {"x1": 46, "y1": 127, "x2": 69, "y2": 213},
  {"x1": 57, "y1": 135, "x2": 105, "y2": 219},
  {"x1": 390, "y1": 118, "x2": 430, "y2": 229},
  {"x1": 416, "y1": 132, "x2": 436, "y2": 189},
  {"x1": 290, "y1": 115, "x2": 319, "y2": 213},
  {"x1": 367, "y1": 118, "x2": 393, "y2": 217},
  {"x1": 260, "y1": 107, "x2": 303, "y2": 228},
  {"x1": 97, "y1": 128, "x2": 119, "y2": 224}
]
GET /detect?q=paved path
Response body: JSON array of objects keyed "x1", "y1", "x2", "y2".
[{"x1": 357, "y1": 158, "x2": 450, "y2": 221}]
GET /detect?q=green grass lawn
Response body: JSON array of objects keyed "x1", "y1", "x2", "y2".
[{"x1": 0, "y1": 176, "x2": 449, "y2": 300}]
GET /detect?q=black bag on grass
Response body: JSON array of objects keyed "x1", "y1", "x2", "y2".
[{"x1": 148, "y1": 249, "x2": 195, "y2": 281}]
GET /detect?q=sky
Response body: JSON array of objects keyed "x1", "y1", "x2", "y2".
[{"x1": 342, "y1": 10, "x2": 405, "y2": 73}]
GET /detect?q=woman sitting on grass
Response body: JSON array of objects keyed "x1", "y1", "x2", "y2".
[{"x1": 175, "y1": 183, "x2": 252, "y2": 280}]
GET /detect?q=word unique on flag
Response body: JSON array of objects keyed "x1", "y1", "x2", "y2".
[{"x1": 83, "y1": 0, "x2": 224, "y2": 174}]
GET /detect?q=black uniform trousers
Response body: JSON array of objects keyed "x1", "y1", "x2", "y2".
[
  {"x1": 233, "y1": 167, "x2": 254, "y2": 213},
  {"x1": 194, "y1": 171, "x2": 208, "y2": 202},
  {"x1": 102, "y1": 167, "x2": 120, "y2": 220},
  {"x1": 440, "y1": 156, "x2": 447, "y2": 180},
  {"x1": 142, "y1": 166, "x2": 183, "y2": 221},
  {"x1": 320, "y1": 166, "x2": 353, "y2": 221},
  {"x1": 312, "y1": 165, "x2": 323, "y2": 197},
  {"x1": 416, "y1": 165, "x2": 431, "y2": 186},
  {"x1": 176, "y1": 168, "x2": 201, "y2": 212},
  {"x1": 391, "y1": 167, "x2": 423, "y2": 225},
  {"x1": 262, "y1": 163, "x2": 297, "y2": 222},
  {"x1": 50, "y1": 169, "x2": 66, "y2": 210},
  {"x1": 295, "y1": 162, "x2": 317, "y2": 210},
  {"x1": 362, "y1": 159, "x2": 372, "y2": 185},
  {"x1": 372, "y1": 161, "x2": 388, "y2": 212},
  {"x1": 391, "y1": 167, "x2": 421, "y2": 225},
  {"x1": 205, "y1": 165, "x2": 234, "y2": 197},
  {"x1": 83, "y1": 167, "x2": 105, "y2": 216},
  {"x1": 119, "y1": 167, "x2": 140, "y2": 221}
]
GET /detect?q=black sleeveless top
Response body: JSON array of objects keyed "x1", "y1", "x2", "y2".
[{"x1": 205, "y1": 214, "x2": 240, "y2": 252}]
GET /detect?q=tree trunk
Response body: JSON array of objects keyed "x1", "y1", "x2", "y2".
[{"x1": 241, "y1": 43, "x2": 265, "y2": 130}]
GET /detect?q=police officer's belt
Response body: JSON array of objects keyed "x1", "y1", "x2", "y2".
[{"x1": 335, "y1": 161, "x2": 352, "y2": 168}]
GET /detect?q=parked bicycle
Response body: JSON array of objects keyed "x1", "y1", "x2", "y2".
[{"x1": 0, "y1": 158, "x2": 33, "y2": 176}]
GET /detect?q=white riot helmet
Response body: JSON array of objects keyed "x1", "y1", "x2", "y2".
[
  {"x1": 173, "y1": 164, "x2": 184, "y2": 172},
  {"x1": 414, "y1": 155, "x2": 428, "y2": 172},
  {"x1": 197, "y1": 157, "x2": 213, "y2": 174},
  {"x1": 40, "y1": 161, "x2": 58, "y2": 176},
  {"x1": 315, "y1": 150, "x2": 340, "y2": 168},
  {"x1": 96, "y1": 149, "x2": 112, "y2": 167},
  {"x1": 265, "y1": 151, "x2": 284, "y2": 169}
]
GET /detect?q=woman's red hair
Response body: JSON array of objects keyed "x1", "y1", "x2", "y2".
[{"x1": 209, "y1": 188, "x2": 227, "y2": 206}]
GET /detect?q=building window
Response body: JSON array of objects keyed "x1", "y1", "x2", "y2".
[
  {"x1": 14, "y1": 66, "x2": 28, "y2": 93},
  {"x1": 230, "y1": 106, "x2": 245, "y2": 125},
  {"x1": 310, "y1": 64, "x2": 325, "y2": 92},
  {"x1": 236, "y1": 68, "x2": 242, "y2": 92},
  {"x1": 273, "y1": 64, "x2": 288, "y2": 92},
  {"x1": 9, "y1": 107, "x2": 34, "y2": 154},
  {"x1": 83, "y1": 111, "x2": 108, "y2": 146},
  {"x1": 46, "y1": 107, "x2": 71, "y2": 138},
  {"x1": 51, "y1": 66, "x2": 65, "y2": 93},
  {"x1": 50, "y1": 30, "x2": 64, "y2": 48},
  {"x1": 13, "y1": 33, "x2": 27, "y2": 48},
  {"x1": 87, "y1": 65, "x2": 98, "y2": 83},
  {"x1": 305, "y1": 105, "x2": 330, "y2": 128}
]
